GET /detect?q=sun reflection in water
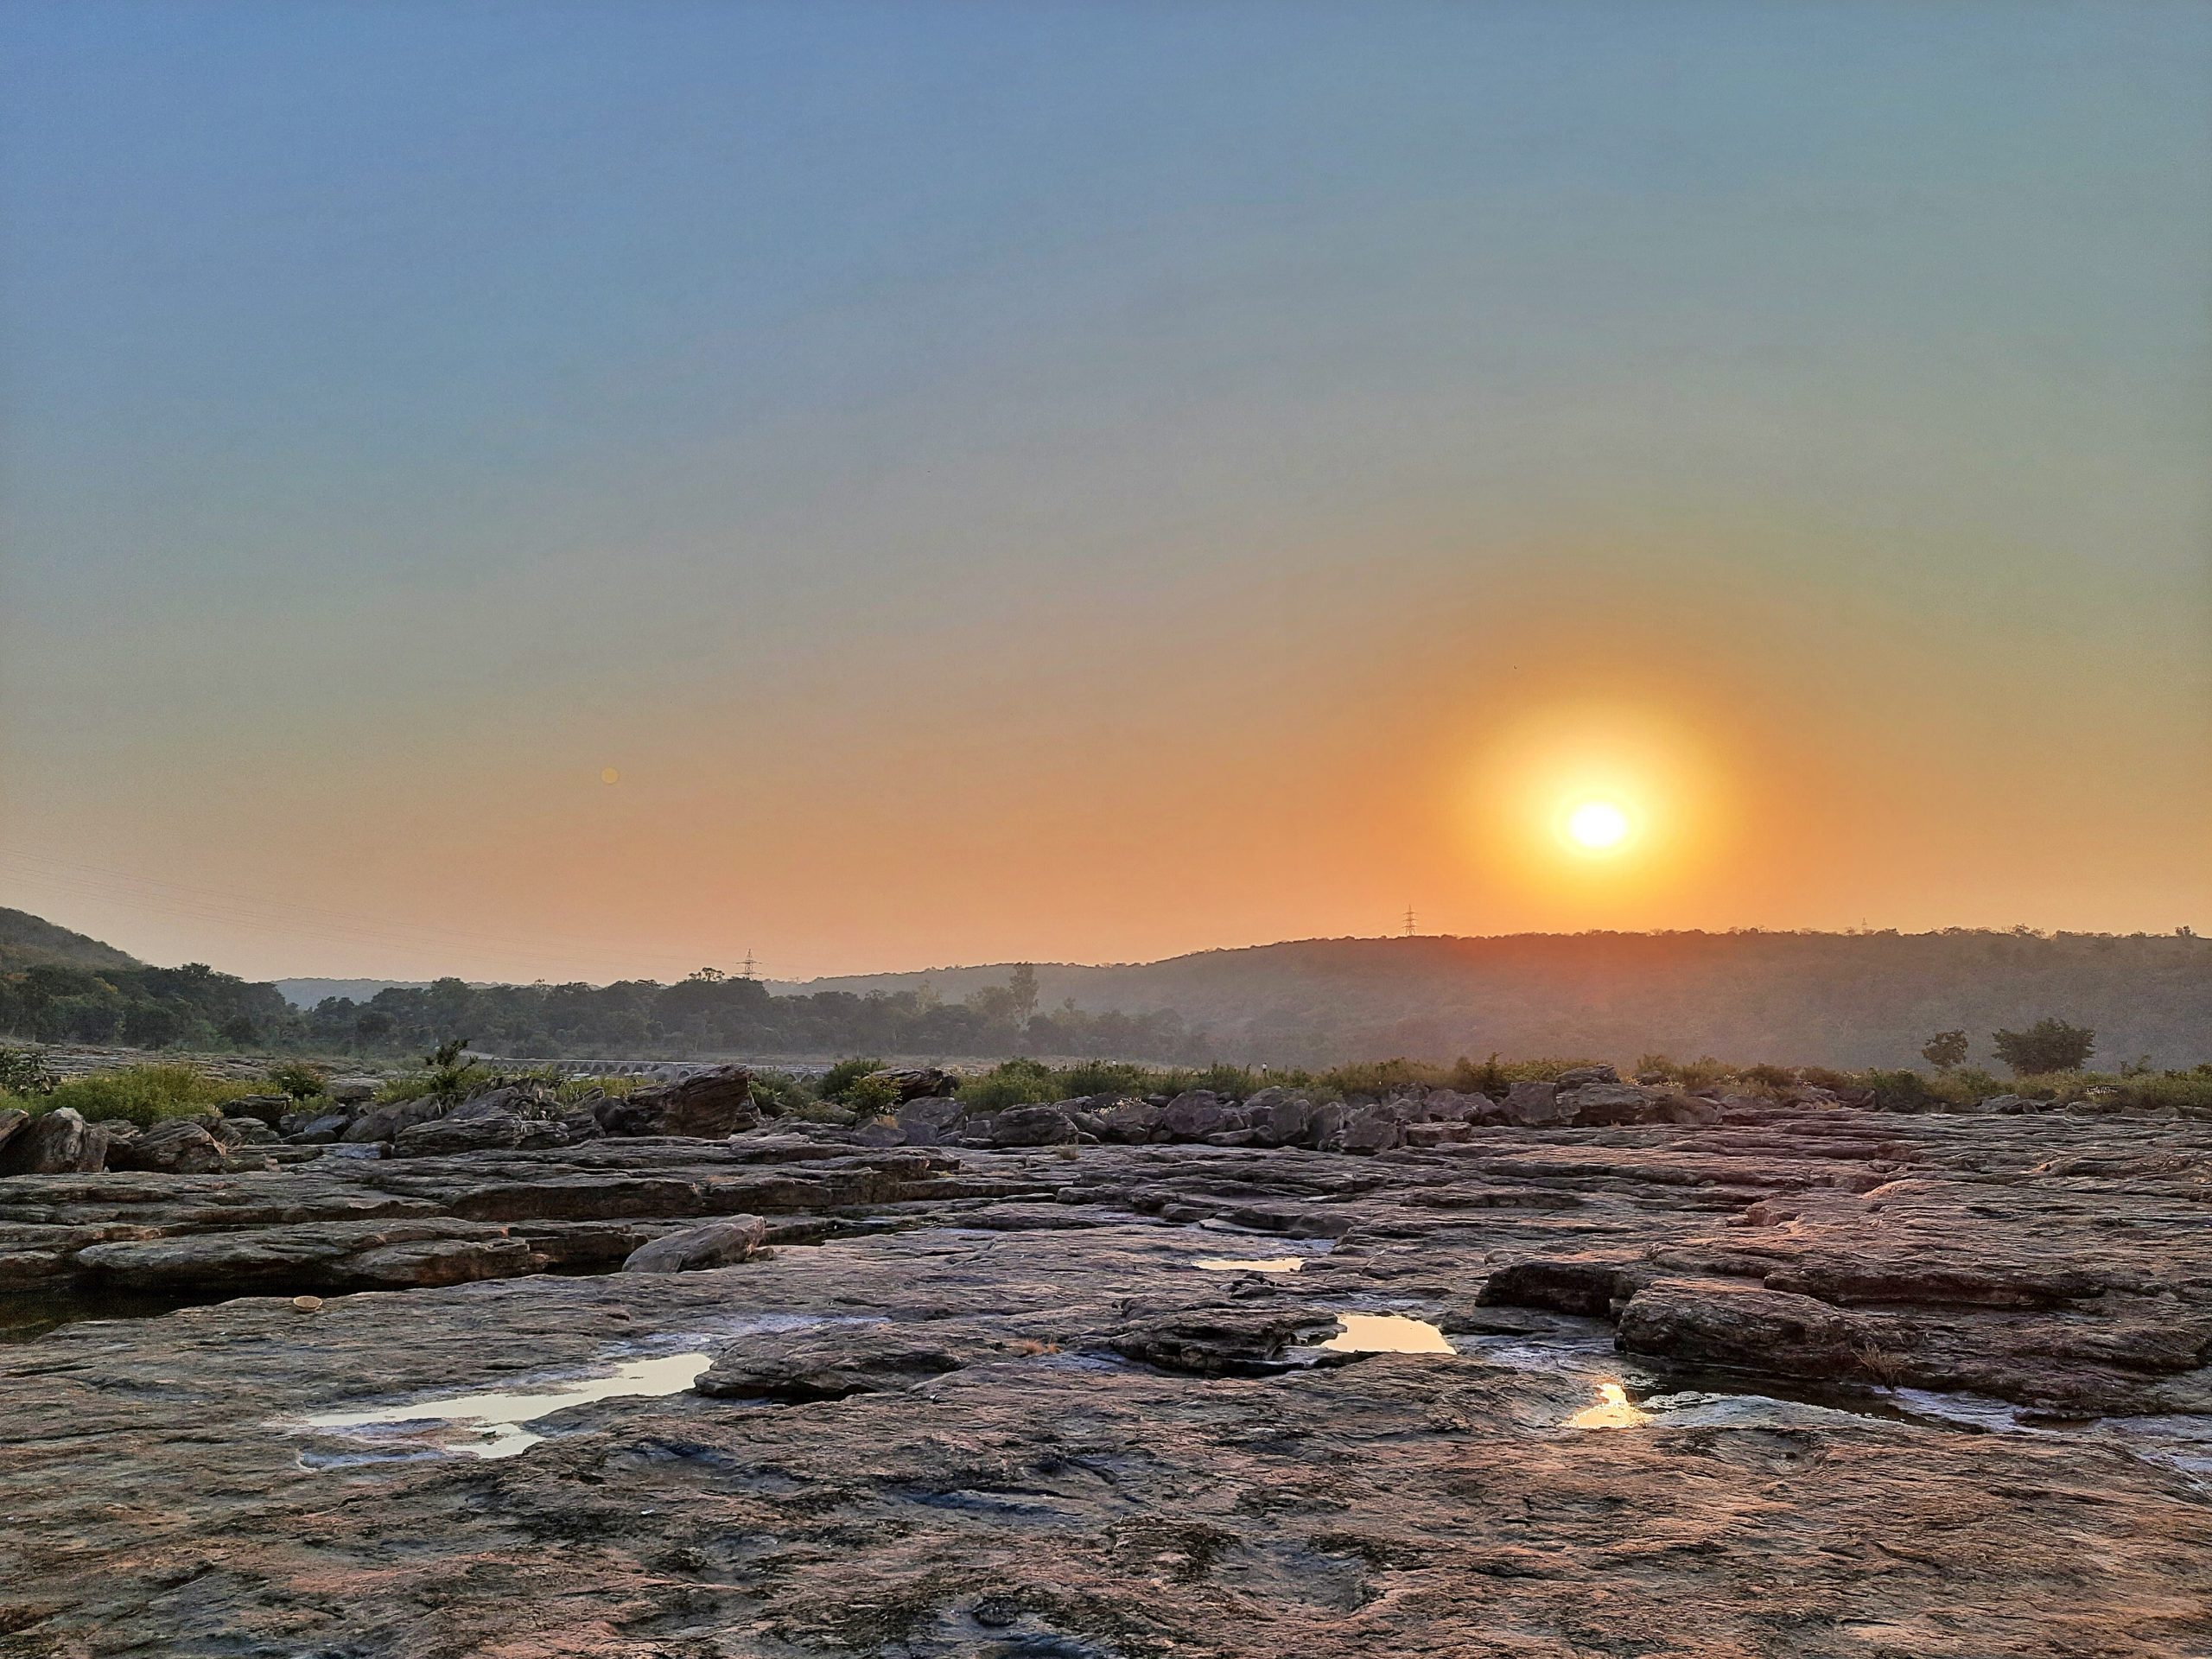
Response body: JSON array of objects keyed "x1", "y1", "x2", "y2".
[
  {"x1": 1568, "y1": 1381, "x2": 1649, "y2": 1429},
  {"x1": 1320, "y1": 1313, "x2": 1455, "y2": 1354},
  {"x1": 298, "y1": 1351, "x2": 712, "y2": 1460}
]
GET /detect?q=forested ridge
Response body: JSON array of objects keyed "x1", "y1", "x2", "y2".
[{"x1": 1, "y1": 917, "x2": 2206, "y2": 1070}]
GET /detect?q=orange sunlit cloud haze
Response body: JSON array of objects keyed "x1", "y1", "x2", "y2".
[{"x1": 2, "y1": 4, "x2": 2208, "y2": 982}]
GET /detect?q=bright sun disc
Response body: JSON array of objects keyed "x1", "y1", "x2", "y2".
[{"x1": 1565, "y1": 799, "x2": 1631, "y2": 851}]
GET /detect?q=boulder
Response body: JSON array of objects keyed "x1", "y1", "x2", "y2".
[
  {"x1": 1554, "y1": 1065, "x2": 1622, "y2": 1088},
  {"x1": 1160, "y1": 1091, "x2": 1245, "y2": 1141},
  {"x1": 341, "y1": 1096, "x2": 447, "y2": 1144},
  {"x1": 693, "y1": 1327, "x2": 964, "y2": 1401},
  {"x1": 1402, "y1": 1122, "x2": 1471, "y2": 1148},
  {"x1": 0, "y1": 1108, "x2": 26, "y2": 1161},
  {"x1": 323, "y1": 1076, "x2": 382, "y2": 1104},
  {"x1": 598, "y1": 1065, "x2": 757, "y2": 1138},
  {"x1": 107, "y1": 1119, "x2": 222, "y2": 1174},
  {"x1": 1109, "y1": 1307, "x2": 1320, "y2": 1376},
  {"x1": 220, "y1": 1095, "x2": 292, "y2": 1126},
  {"x1": 853, "y1": 1116, "x2": 907, "y2": 1148},
  {"x1": 392, "y1": 1115, "x2": 530, "y2": 1158},
  {"x1": 897, "y1": 1096, "x2": 963, "y2": 1132},
  {"x1": 1255, "y1": 1096, "x2": 1318, "y2": 1147},
  {"x1": 340, "y1": 1236, "x2": 539, "y2": 1288},
  {"x1": 446, "y1": 1086, "x2": 545, "y2": 1122},
  {"x1": 1338, "y1": 1104, "x2": 1402, "y2": 1154},
  {"x1": 1497, "y1": 1081, "x2": 1567, "y2": 1127},
  {"x1": 1478, "y1": 1254, "x2": 1652, "y2": 1319},
  {"x1": 862, "y1": 1066, "x2": 956, "y2": 1104},
  {"x1": 990, "y1": 1104, "x2": 1078, "y2": 1147},
  {"x1": 215, "y1": 1116, "x2": 282, "y2": 1147},
  {"x1": 620, "y1": 1215, "x2": 769, "y2": 1274},
  {"x1": 286, "y1": 1111, "x2": 351, "y2": 1145},
  {"x1": 1560, "y1": 1082, "x2": 1660, "y2": 1126},
  {"x1": 1422, "y1": 1090, "x2": 1479, "y2": 1124},
  {"x1": 1096, "y1": 1098, "x2": 1164, "y2": 1143},
  {"x1": 1617, "y1": 1278, "x2": 1884, "y2": 1382},
  {"x1": 0, "y1": 1108, "x2": 106, "y2": 1176},
  {"x1": 1648, "y1": 1091, "x2": 1723, "y2": 1127}
]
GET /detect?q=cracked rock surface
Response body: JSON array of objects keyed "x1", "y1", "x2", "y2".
[{"x1": 3, "y1": 1101, "x2": 2210, "y2": 1655}]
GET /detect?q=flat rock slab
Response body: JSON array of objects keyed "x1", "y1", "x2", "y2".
[
  {"x1": 3, "y1": 1106, "x2": 2212, "y2": 1654},
  {"x1": 1, "y1": 1222, "x2": 2208, "y2": 1656}
]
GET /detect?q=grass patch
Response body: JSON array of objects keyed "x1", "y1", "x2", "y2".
[
  {"x1": 374, "y1": 1065, "x2": 495, "y2": 1106},
  {"x1": 7, "y1": 1064, "x2": 252, "y2": 1128}
]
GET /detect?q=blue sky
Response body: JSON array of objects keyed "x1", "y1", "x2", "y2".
[{"x1": 3, "y1": 3, "x2": 2207, "y2": 979}]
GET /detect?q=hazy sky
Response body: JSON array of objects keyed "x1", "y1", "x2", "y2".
[{"x1": 3, "y1": 2, "x2": 2209, "y2": 982}]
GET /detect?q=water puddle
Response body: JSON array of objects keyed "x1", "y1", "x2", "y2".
[
  {"x1": 295, "y1": 1351, "x2": 712, "y2": 1465},
  {"x1": 1320, "y1": 1313, "x2": 1456, "y2": 1354},
  {"x1": 1194, "y1": 1256, "x2": 1304, "y2": 1274},
  {"x1": 1567, "y1": 1381, "x2": 1649, "y2": 1429},
  {"x1": 1491, "y1": 1336, "x2": 2212, "y2": 1484}
]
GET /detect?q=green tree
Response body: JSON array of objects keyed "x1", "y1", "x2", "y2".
[
  {"x1": 1008, "y1": 963, "x2": 1039, "y2": 1023},
  {"x1": 1990, "y1": 1017, "x2": 2096, "y2": 1077},
  {"x1": 1920, "y1": 1030, "x2": 1969, "y2": 1071}
]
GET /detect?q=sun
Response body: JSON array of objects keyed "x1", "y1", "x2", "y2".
[{"x1": 1562, "y1": 798, "x2": 1633, "y2": 854}]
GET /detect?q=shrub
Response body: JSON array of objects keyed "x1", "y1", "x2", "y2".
[
  {"x1": 1316, "y1": 1058, "x2": 1432, "y2": 1100},
  {"x1": 1052, "y1": 1059, "x2": 1166, "y2": 1100},
  {"x1": 1920, "y1": 1030, "x2": 1969, "y2": 1071},
  {"x1": 376, "y1": 1045, "x2": 494, "y2": 1105},
  {"x1": 1635, "y1": 1053, "x2": 1736, "y2": 1090},
  {"x1": 747, "y1": 1070, "x2": 814, "y2": 1117},
  {"x1": 264, "y1": 1059, "x2": 329, "y2": 1099},
  {"x1": 2122, "y1": 1068, "x2": 2212, "y2": 1117},
  {"x1": 957, "y1": 1058, "x2": 1059, "y2": 1112},
  {"x1": 844, "y1": 1075, "x2": 899, "y2": 1116},
  {"x1": 1859, "y1": 1069, "x2": 1935, "y2": 1112},
  {"x1": 1992, "y1": 1018, "x2": 2096, "y2": 1077},
  {"x1": 818, "y1": 1056, "x2": 887, "y2": 1103},
  {"x1": 1188, "y1": 1062, "x2": 1265, "y2": 1098},
  {"x1": 1920, "y1": 1066, "x2": 2004, "y2": 1108},
  {"x1": 1797, "y1": 1065, "x2": 1857, "y2": 1093},
  {"x1": 0, "y1": 1046, "x2": 56, "y2": 1097},
  {"x1": 29, "y1": 1064, "x2": 250, "y2": 1127}
]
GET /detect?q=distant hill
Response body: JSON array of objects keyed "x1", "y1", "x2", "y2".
[
  {"x1": 775, "y1": 931, "x2": 2212, "y2": 1071},
  {"x1": 274, "y1": 978, "x2": 433, "y2": 1009},
  {"x1": 0, "y1": 907, "x2": 143, "y2": 974}
]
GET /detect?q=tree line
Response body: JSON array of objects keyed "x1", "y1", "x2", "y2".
[{"x1": 0, "y1": 960, "x2": 1211, "y2": 1064}]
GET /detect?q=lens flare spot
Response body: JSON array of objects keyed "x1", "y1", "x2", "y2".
[{"x1": 601, "y1": 767, "x2": 620, "y2": 785}]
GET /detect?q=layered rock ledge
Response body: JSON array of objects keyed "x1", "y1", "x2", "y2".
[{"x1": 2, "y1": 1095, "x2": 2209, "y2": 1655}]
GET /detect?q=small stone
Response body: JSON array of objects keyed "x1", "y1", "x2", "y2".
[{"x1": 291, "y1": 1295, "x2": 323, "y2": 1313}]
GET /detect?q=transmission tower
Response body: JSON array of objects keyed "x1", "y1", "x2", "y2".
[
  {"x1": 740, "y1": 949, "x2": 759, "y2": 981},
  {"x1": 1403, "y1": 906, "x2": 1416, "y2": 938}
]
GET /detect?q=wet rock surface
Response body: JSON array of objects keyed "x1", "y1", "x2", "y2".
[{"x1": 3, "y1": 1098, "x2": 2210, "y2": 1653}]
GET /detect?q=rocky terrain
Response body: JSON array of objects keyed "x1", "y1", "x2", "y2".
[{"x1": 3, "y1": 1065, "x2": 2209, "y2": 1656}]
